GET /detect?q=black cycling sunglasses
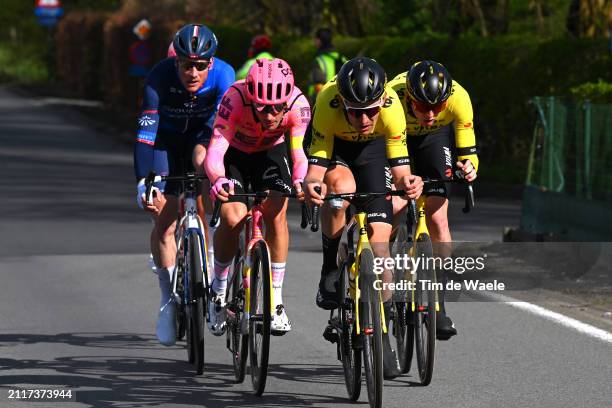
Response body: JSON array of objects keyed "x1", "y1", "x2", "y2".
[
  {"x1": 253, "y1": 102, "x2": 286, "y2": 114},
  {"x1": 178, "y1": 59, "x2": 210, "y2": 72},
  {"x1": 345, "y1": 106, "x2": 381, "y2": 119}
]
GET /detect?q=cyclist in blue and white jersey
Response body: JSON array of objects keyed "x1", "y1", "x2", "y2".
[{"x1": 133, "y1": 23, "x2": 235, "y2": 346}]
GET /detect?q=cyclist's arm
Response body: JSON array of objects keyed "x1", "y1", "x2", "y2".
[
  {"x1": 379, "y1": 89, "x2": 417, "y2": 190},
  {"x1": 133, "y1": 76, "x2": 162, "y2": 180},
  {"x1": 449, "y1": 82, "x2": 479, "y2": 171},
  {"x1": 287, "y1": 93, "x2": 311, "y2": 184},
  {"x1": 204, "y1": 89, "x2": 240, "y2": 183},
  {"x1": 381, "y1": 91, "x2": 411, "y2": 175}
]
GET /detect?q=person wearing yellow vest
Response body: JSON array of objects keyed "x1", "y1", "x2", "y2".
[
  {"x1": 307, "y1": 28, "x2": 347, "y2": 103},
  {"x1": 235, "y1": 34, "x2": 274, "y2": 79}
]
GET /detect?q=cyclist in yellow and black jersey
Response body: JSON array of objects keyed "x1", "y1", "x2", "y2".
[
  {"x1": 305, "y1": 57, "x2": 424, "y2": 379},
  {"x1": 389, "y1": 60, "x2": 479, "y2": 341}
]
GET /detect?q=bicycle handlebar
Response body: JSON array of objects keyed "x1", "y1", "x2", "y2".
[
  {"x1": 144, "y1": 171, "x2": 207, "y2": 203},
  {"x1": 209, "y1": 184, "x2": 309, "y2": 228},
  {"x1": 309, "y1": 178, "x2": 475, "y2": 232}
]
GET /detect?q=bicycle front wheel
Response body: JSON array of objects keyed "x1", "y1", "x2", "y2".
[
  {"x1": 338, "y1": 243, "x2": 362, "y2": 401},
  {"x1": 186, "y1": 230, "x2": 205, "y2": 375},
  {"x1": 391, "y1": 224, "x2": 414, "y2": 374},
  {"x1": 414, "y1": 233, "x2": 436, "y2": 385},
  {"x1": 359, "y1": 248, "x2": 383, "y2": 408},
  {"x1": 227, "y1": 245, "x2": 248, "y2": 383},
  {"x1": 248, "y1": 240, "x2": 271, "y2": 396}
]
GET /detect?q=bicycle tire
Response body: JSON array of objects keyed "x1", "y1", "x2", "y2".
[
  {"x1": 187, "y1": 230, "x2": 205, "y2": 375},
  {"x1": 249, "y1": 240, "x2": 271, "y2": 396},
  {"x1": 414, "y1": 233, "x2": 436, "y2": 385},
  {"x1": 175, "y1": 257, "x2": 187, "y2": 342},
  {"x1": 338, "y1": 243, "x2": 362, "y2": 401},
  {"x1": 359, "y1": 248, "x2": 383, "y2": 408},
  {"x1": 227, "y1": 248, "x2": 248, "y2": 383},
  {"x1": 391, "y1": 224, "x2": 414, "y2": 374}
]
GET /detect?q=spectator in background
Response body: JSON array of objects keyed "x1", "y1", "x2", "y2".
[
  {"x1": 236, "y1": 34, "x2": 274, "y2": 79},
  {"x1": 307, "y1": 27, "x2": 347, "y2": 103}
]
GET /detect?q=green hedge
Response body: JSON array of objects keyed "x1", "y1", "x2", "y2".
[
  {"x1": 49, "y1": 11, "x2": 612, "y2": 183},
  {"x1": 274, "y1": 33, "x2": 612, "y2": 178},
  {"x1": 569, "y1": 80, "x2": 612, "y2": 103}
]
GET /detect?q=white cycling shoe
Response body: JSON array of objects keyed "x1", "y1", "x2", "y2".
[
  {"x1": 207, "y1": 292, "x2": 227, "y2": 336},
  {"x1": 271, "y1": 304, "x2": 292, "y2": 334},
  {"x1": 156, "y1": 300, "x2": 176, "y2": 346}
]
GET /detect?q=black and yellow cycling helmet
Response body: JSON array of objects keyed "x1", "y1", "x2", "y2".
[
  {"x1": 337, "y1": 57, "x2": 387, "y2": 106},
  {"x1": 406, "y1": 60, "x2": 452, "y2": 105}
]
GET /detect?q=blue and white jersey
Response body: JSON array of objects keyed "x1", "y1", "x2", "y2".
[{"x1": 133, "y1": 57, "x2": 235, "y2": 179}]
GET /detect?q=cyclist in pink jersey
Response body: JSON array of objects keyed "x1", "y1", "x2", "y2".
[{"x1": 204, "y1": 58, "x2": 310, "y2": 335}]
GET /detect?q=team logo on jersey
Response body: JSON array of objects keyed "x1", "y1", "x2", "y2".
[
  {"x1": 218, "y1": 107, "x2": 230, "y2": 120},
  {"x1": 184, "y1": 101, "x2": 197, "y2": 109},
  {"x1": 329, "y1": 97, "x2": 340, "y2": 109},
  {"x1": 382, "y1": 96, "x2": 393, "y2": 108},
  {"x1": 221, "y1": 95, "x2": 233, "y2": 110},
  {"x1": 138, "y1": 115, "x2": 156, "y2": 127}
]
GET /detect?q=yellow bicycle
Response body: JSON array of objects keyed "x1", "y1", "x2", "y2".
[
  {"x1": 313, "y1": 190, "x2": 405, "y2": 408},
  {"x1": 390, "y1": 179, "x2": 474, "y2": 385}
]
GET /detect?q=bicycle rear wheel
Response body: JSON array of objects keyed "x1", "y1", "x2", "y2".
[
  {"x1": 186, "y1": 230, "x2": 205, "y2": 375},
  {"x1": 359, "y1": 248, "x2": 383, "y2": 408},
  {"x1": 414, "y1": 233, "x2": 436, "y2": 385},
  {"x1": 391, "y1": 224, "x2": 414, "y2": 374},
  {"x1": 249, "y1": 240, "x2": 271, "y2": 396},
  {"x1": 227, "y1": 246, "x2": 248, "y2": 383},
  {"x1": 338, "y1": 243, "x2": 362, "y2": 401}
]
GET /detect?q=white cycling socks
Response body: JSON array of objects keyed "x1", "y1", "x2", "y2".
[
  {"x1": 271, "y1": 262, "x2": 286, "y2": 307},
  {"x1": 212, "y1": 258, "x2": 232, "y2": 303},
  {"x1": 158, "y1": 266, "x2": 175, "y2": 307},
  {"x1": 156, "y1": 265, "x2": 176, "y2": 346}
]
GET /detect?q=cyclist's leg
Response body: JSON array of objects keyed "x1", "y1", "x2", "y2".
[
  {"x1": 190, "y1": 127, "x2": 215, "y2": 269},
  {"x1": 316, "y1": 139, "x2": 357, "y2": 309},
  {"x1": 150, "y1": 134, "x2": 182, "y2": 345},
  {"x1": 350, "y1": 138, "x2": 394, "y2": 302},
  {"x1": 208, "y1": 147, "x2": 249, "y2": 335},
  {"x1": 353, "y1": 137, "x2": 401, "y2": 379},
  {"x1": 254, "y1": 143, "x2": 294, "y2": 331},
  {"x1": 409, "y1": 125, "x2": 456, "y2": 339}
]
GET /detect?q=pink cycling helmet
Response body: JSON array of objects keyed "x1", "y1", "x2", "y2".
[
  {"x1": 167, "y1": 42, "x2": 176, "y2": 58},
  {"x1": 245, "y1": 58, "x2": 294, "y2": 105}
]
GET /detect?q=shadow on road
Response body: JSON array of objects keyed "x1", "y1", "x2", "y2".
[{"x1": 0, "y1": 332, "x2": 351, "y2": 407}]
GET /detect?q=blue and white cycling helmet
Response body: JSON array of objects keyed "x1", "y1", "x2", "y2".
[{"x1": 172, "y1": 24, "x2": 218, "y2": 60}]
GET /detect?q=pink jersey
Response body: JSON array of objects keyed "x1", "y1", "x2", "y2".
[{"x1": 205, "y1": 80, "x2": 311, "y2": 185}]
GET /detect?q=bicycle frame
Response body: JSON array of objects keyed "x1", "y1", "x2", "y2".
[
  {"x1": 172, "y1": 181, "x2": 209, "y2": 305},
  {"x1": 404, "y1": 196, "x2": 441, "y2": 314},
  {"x1": 241, "y1": 199, "x2": 273, "y2": 321},
  {"x1": 343, "y1": 212, "x2": 387, "y2": 336}
]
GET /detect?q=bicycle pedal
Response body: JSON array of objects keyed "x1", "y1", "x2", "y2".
[{"x1": 323, "y1": 326, "x2": 339, "y2": 344}]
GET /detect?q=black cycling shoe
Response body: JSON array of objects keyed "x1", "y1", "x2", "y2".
[
  {"x1": 316, "y1": 268, "x2": 340, "y2": 310},
  {"x1": 436, "y1": 311, "x2": 457, "y2": 340},
  {"x1": 383, "y1": 333, "x2": 401, "y2": 379}
]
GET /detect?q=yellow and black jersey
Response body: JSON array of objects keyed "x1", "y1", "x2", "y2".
[
  {"x1": 308, "y1": 79, "x2": 409, "y2": 168},
  {"x1": 389, "y1": 73, "x2": 479, "y2": 170}
]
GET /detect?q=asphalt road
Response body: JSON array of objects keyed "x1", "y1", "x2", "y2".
[{"x1": 1, "y1": 86, "x2": 610, "y2": 408}]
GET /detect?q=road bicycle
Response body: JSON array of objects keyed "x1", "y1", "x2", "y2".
[
  {"x1": 390, "y1": 179, "x2": 474, "y2": 385},
  {"x1": 210, "y1": 186, "x2": 309, "y2": 395},
  {"x1": 312, "y1": 189, "x2": 406, "y2": 408},
  {"x1": 145, "y1": 171, "x2": 210, "y2": 375}
]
